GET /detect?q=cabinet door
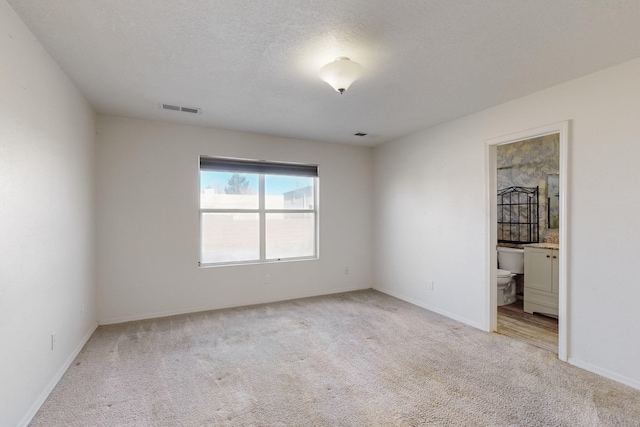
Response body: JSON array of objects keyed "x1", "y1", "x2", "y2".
[
  {"x1": 551, "y1": 249, "x2": 559, "y2": 294},
  {"x1": 524, "y1": 247, "x2": 553, "y2": 293}
]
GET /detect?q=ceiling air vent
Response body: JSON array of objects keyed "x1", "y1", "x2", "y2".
[{"x1": 161, "y1": 104, "x2": 201, "y2": 114}]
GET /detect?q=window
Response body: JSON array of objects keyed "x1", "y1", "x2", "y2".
[{"x1": 199, "y1": 157, "x2": 318, "y2": 266}]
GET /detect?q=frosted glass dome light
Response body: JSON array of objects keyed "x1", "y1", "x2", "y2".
[{"x1": 319, "y1": 57, "x2": 363, "y2": 94}]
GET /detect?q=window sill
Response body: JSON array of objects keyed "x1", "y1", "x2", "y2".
[{"x1": 198, "y1": 256, "x2": 319, "y2": 268}]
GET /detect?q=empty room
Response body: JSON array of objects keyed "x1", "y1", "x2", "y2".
[{"x1": 3, "y1": 1, "x2": 640, "y2": 426}]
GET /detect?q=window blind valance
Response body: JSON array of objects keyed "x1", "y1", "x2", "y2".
[{"x1": 200, "y1": 156, "x2": 318, "y2": 177}]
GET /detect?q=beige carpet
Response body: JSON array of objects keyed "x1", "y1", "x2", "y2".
[{"x1": 30, "y1": 290, "x2": 640, "y2": 426}]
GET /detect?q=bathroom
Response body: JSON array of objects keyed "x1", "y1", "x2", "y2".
[{"x1": 495, "y1": 133, "x2": 560, "y2": 352}]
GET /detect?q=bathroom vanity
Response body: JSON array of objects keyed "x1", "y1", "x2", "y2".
[{"x1": 523, "y1": 243, "x2": 559, "y2": 317}]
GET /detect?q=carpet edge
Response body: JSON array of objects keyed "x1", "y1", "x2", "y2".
[
  {"x1": 98, "y1": 285, "x2": 372, "y2": 325},
  {"x1": 18, "y1": 323, "x2": 98, "y2": 427},
  {"x1": 569, "y1": 357, "x2": 640, "y2": 392},
  {"x1": 373, "y1": 285, "x2": 486, "y2": 330}
]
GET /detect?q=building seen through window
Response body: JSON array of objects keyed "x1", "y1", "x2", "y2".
[{"x1": 199, "y1": 157, "x2": 318, "y2": 265}]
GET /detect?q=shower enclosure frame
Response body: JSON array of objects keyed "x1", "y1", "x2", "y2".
[{"x1": 497, "y1": 186, "x2": 540, "y2": 244}]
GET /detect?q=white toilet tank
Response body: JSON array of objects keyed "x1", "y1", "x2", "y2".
[{"x1": 497, "y1": 247, "x2": 525, "y2": 274}]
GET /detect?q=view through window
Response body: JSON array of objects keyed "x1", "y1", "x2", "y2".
[{"x1": 199, "y1": 157, "x2": 318, "y2": 265}]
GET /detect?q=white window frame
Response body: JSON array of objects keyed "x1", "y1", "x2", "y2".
[{"x1": 199, "y1": 156, "x2": 319, "y2": 267}]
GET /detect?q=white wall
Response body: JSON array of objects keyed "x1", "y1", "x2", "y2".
[
  {"x1": 0, "y1": 2, "x2": 97, "y2": 426},
  {"x1": 373, "y1": 57, "x2": 640, "y2": 388},
  {"x1": 96, "y1": 115, "x2": 373, "y2": 324}
]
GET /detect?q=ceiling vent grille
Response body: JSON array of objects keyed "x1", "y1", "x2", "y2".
[{"x1": 162, "y1": 104, "x2": 201, "y2": 114}]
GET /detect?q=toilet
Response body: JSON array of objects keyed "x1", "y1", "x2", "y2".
[
  {"x1": 496, "y1": 247, "x2": 524, "y2": 306},
  {"x1": 496, "y1": 269, "x2": 517, "y2": 306}
]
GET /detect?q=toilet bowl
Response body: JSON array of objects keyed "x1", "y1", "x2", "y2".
[
  {"x1": 497, "y1": 268, "x2": 517, "y2": 306},
  {"x1": 496, "y1": 247, "x2": 524, "y2": 306}
]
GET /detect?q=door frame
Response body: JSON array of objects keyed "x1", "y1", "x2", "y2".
[{"x1": 485, "y1": 121, "x2": 569, "y2": 361}]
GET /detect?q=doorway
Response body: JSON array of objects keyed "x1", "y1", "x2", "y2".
[{"x1": 486, "y1": 121, "x2": 569, "y2": 361}]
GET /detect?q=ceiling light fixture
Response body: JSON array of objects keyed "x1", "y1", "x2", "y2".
[{"x1": 319, "y1": 57, "x2": 363, "y2": 94}]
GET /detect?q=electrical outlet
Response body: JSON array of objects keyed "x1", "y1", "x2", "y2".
[
  {"x1": 264, "y1": 274, "x2": 271, "y2": 284},
  {"x1": 427, "y1": 281, "x2": 434, "y2": 291},
  {"x1": 344, "y1": 267, "x2": 349, "y2": 275},
  {"x1": 51, "y1": 333, "x2": 57, "y2": 351}
]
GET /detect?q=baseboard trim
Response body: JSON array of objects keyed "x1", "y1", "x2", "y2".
[
  {"x1": 99, "y1": 285, "x2": 370, "y2": 325},
  {"x1": 374, "y1": 286, "x2": 485, "y2": 330},
  {"x1": 568, "y1": 357, "x2": 640, "y2": 391},
  {"x1": 18, "y1": 323, "x2": 98, "y2": 427}
]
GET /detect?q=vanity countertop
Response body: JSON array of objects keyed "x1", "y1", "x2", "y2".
[
  {"x1": 497, "y1": 242, "x2": 525, "y2": 249},
  {"x1": 523, "y1": 242, "x2": 559, "y2": 250}
]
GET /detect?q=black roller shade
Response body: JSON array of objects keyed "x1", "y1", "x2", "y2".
[{"x1": 200, "y1": 156, "x2": 318, "y2": 177}]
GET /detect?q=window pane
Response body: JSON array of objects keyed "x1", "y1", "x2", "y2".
[
  {"x1": 201, "y1": 213, "x2": 259, "y2": 263},
  {"x1": 200, "y1": 171, "x2": 258, "y2": 209},
  {"x1": 266, "y1": 213, "x2": 315, "y2": 259},
  {"x1": 265, "y1": 175, "x2": 314, "y2": 210}
]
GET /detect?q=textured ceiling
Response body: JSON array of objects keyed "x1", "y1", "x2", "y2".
[{"x1": 7, "y1": 0, "x2": 640, "y2": 146}]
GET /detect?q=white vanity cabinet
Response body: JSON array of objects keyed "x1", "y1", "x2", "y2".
[{"x1": 524, "y1": 246, "x2": 559, "y2": 316}]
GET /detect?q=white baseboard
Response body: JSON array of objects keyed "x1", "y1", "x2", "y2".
[
  {"x1": 99, "y1": 285, "x2": 370, "y2": 325},
  {"x1": 568, "y1": 358, "x2": 640, "y2": 391},
  {"x1": 373, "y1": 285, "x2": 485, "y2": 330},
  {"x1": 18, "y1": 323, "x2": 98, "y2": 427}
]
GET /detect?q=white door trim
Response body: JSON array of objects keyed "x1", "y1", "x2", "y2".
[{"x1": 485, "y1": 121, "x2": 569, "y2": 362}]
